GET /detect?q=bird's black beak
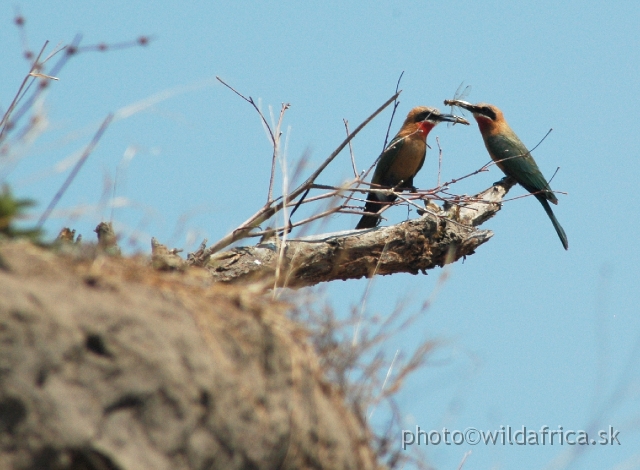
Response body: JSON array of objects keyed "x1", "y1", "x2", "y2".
[{"x1": 435, "y1": 113, "x2": 470, "y2": 125}]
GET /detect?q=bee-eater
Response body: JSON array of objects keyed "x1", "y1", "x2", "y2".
[
  {"x1": 355, "y1": 106, "x2": 469, "y2": 229},
  {"x1": 444, "y1": 100, "x2": 568, "y2": 250}
]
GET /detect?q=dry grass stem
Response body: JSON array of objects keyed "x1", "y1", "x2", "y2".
[{"x1": 36, "y1": 114, "x2": 114, "y2": 228}]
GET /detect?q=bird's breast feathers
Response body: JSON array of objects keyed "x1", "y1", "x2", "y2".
[{"x1": 385, "y1": 137, "x2": 426, "y2": 182}]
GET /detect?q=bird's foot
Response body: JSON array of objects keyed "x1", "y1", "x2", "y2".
[{"x1": 493, "y1": 175, "x2": 517, "y2": 188}]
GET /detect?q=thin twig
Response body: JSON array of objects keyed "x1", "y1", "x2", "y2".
[
  {"x1": 268, "y1": 103, "x2": 290, "y2": 202},
  {"x1": 548, "y1": 166, "x2": 560, "y2": 184},
  {"x1": 502, "y1": 189, "x2": 567, "y2": 202},
  {"x1": 436, "y1": 136, "x2": 443, "y2": 187},
  {"x1": 344, "y1": 119, "x2": 358, "y2": 177},
  {"x1": 529, "y1": 128, "x2": 553, "y2": 153},
  {"x1": 368, "y1": 349, "x2": 399, "y2": 422},
  {"x1": 216, "y1": 76, "x2": 291, "y2": 203},
  {"x1": 311, "y1": 183, "x2": 395, "y2": 195},
  {"x1": 296, "y1": 92, "x2": 398, "y2": 196},
  {"x1": 0, "y1": 41, "x2": 49, "y2": 139},
  {"x1": 37, "y1": 114, "x2": 114, "y2": 228},
  {"x1": 216, "y1": 76, "x2": 277, "y2": 144},
  {"x1": 288, "y1": 188, "x2": 324, "y2": 209},
  {"x1": 40, "y1": 42, "x2": 67, "y2": 65},
  {"x1": 247, "y1": 205, "x2": 344, "y2": 238},
  {"x1": 273, "y1": 133, "x2": 290, "y2": 296},
  {"x1": 75, "y1": 36, "x2": 153, "y2": 53},
  {"x1": 337, "y1": 210, "x2": 387, "y2": 222},
  {"x1": 28, "y1": 72, "x2": 58, "y2": 81},
  {"x1": 13, "y1": 9, "x2": 31, "y2": 62},
  {"x1": 2, "y1": 35, "x2": 83, "y2": 145},
  {"x1": 382, "y1": 71, "x2": 403, "y2": 150}
]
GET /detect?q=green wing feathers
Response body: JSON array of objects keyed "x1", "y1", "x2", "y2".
[
  {"x1": 485, "y1": 132, "x2": 567, "y2": 249},
  {"x1": 485, "y1": 133, "x2": 557, "y2": 204}
]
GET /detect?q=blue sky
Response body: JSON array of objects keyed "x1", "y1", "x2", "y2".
[{"x1": 2, "y1": 1, "x2": 639, "y2": 468}]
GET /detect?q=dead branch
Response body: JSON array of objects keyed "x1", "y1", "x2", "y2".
[{"x1": 195, "y1": 178, "x2": 514, "y2": 288}]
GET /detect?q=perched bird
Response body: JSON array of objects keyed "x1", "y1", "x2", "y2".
[
  {"x1": 444, "y1": 100, "x2": 568, "y2": 250},
  {"x1": 355, "y1": 106, "x2": 469, "y2": 229}
]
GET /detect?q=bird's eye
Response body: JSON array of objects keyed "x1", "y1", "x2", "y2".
[{"x1": 482, "y1": 107, "x2": 497, "y2": 120}]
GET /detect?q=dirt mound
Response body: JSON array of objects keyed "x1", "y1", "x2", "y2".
[{"x1": 0, "y1": 241, "x2": 380, "y2": 470}]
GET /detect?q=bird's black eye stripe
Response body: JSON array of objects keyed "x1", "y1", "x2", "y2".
[
  {"x1": 415, "y1": 111, "x2": 436, "y2": 122},
  {"x1": 482, "y1": 107, "x2": 497, "y2": 120}
]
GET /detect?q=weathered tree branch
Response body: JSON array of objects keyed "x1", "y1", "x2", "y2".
[{"x1": 199, "y1": 177, "x2": 516, "y2": 288}]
